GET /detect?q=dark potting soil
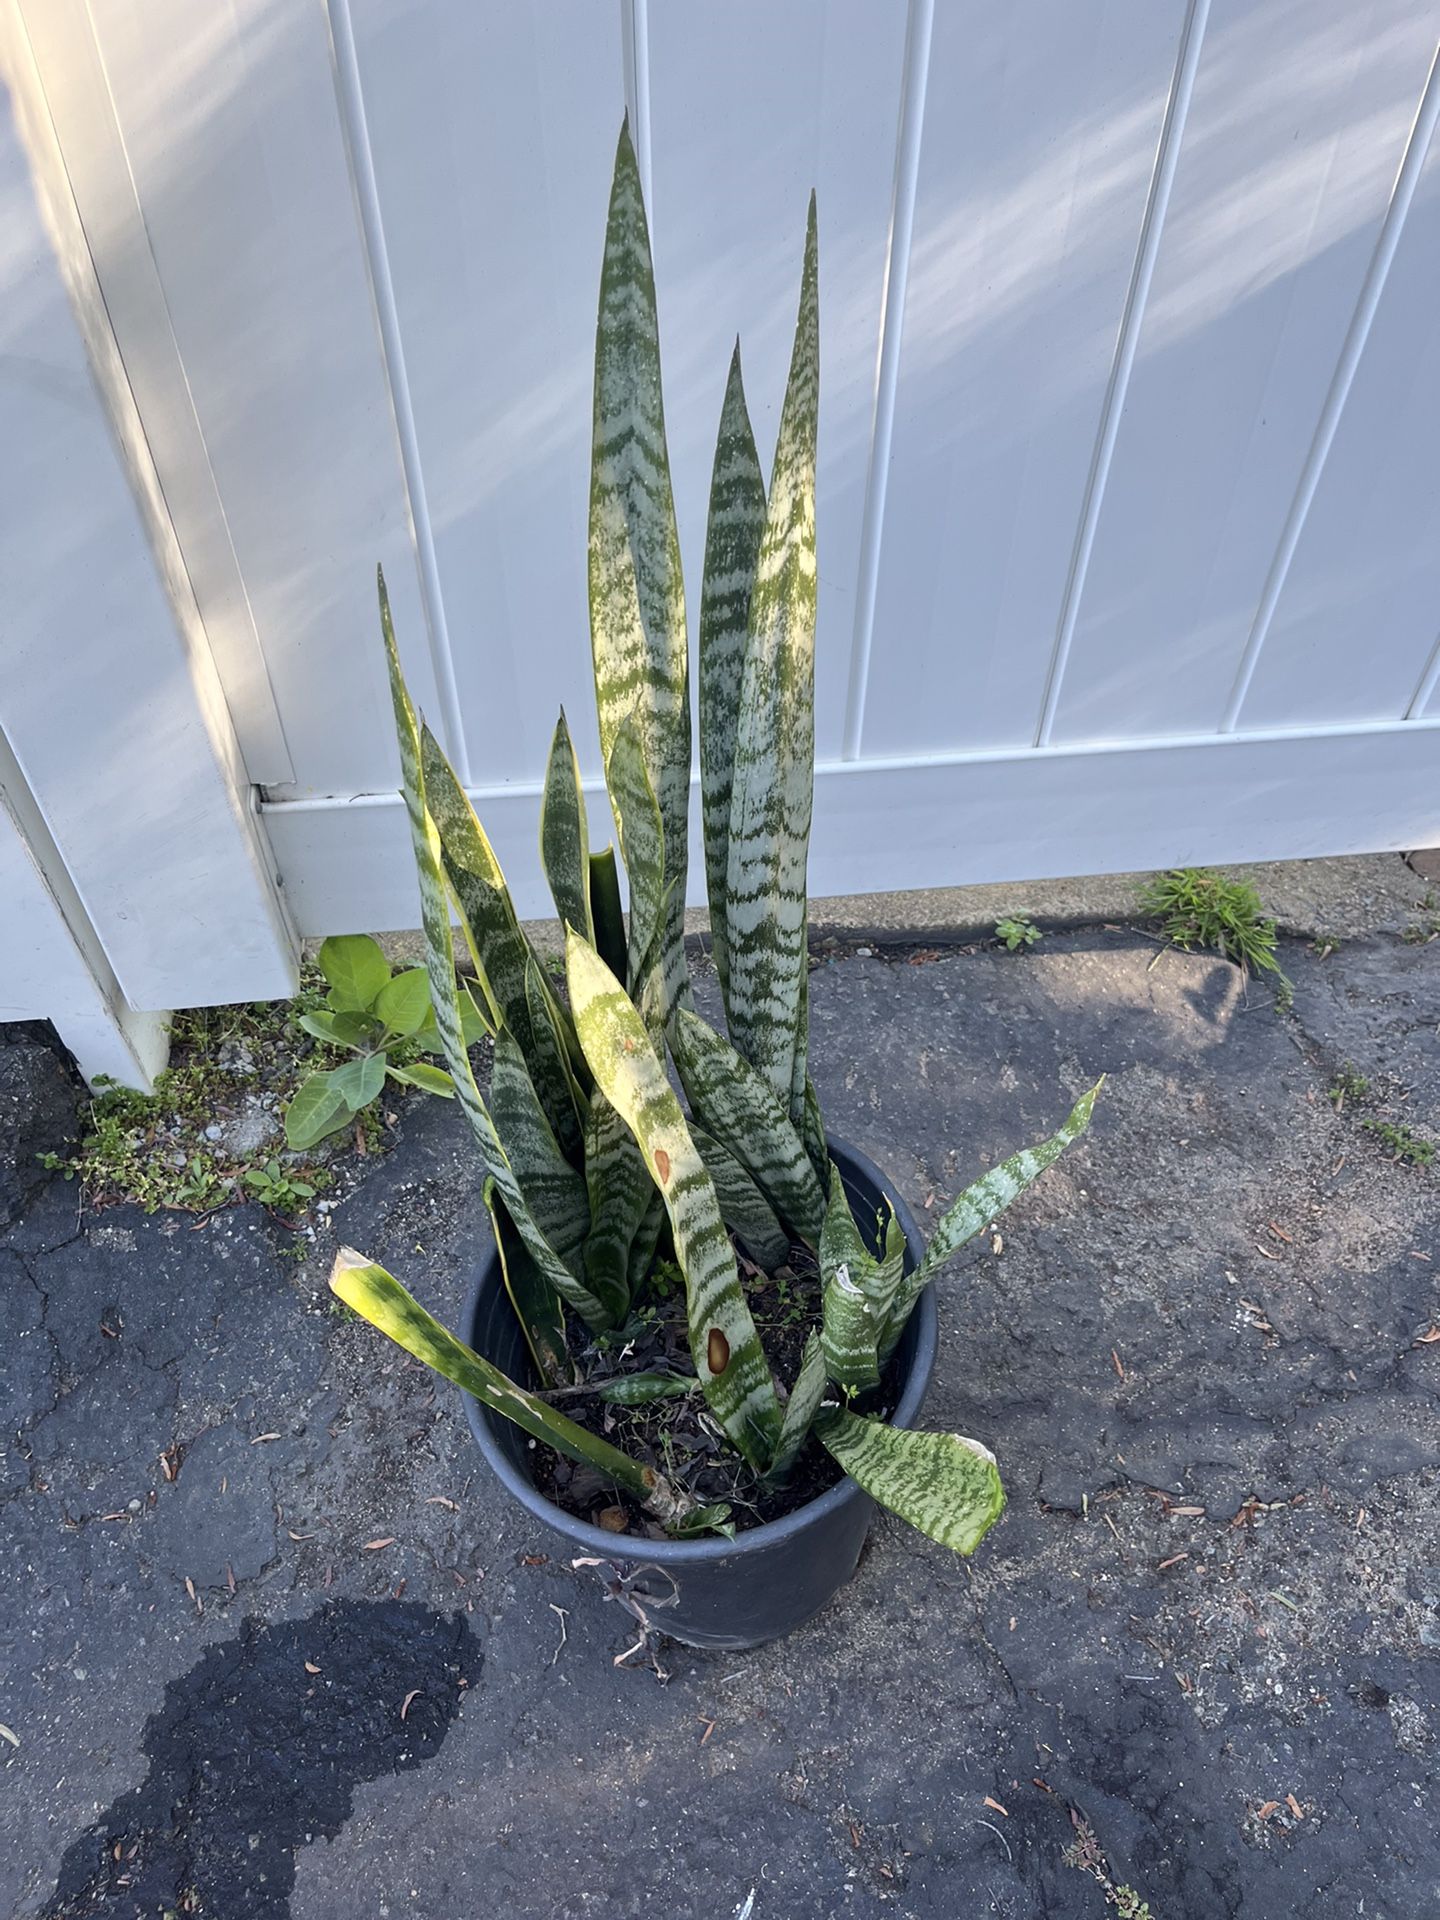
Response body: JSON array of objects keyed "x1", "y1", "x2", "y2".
[{"x1": 532, "y1": 1238, "x2": 904, "y2": 1539}]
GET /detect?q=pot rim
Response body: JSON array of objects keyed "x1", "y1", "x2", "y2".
[{"x1": 462, "y1": 1132, "x2": 938, "y2": 1565}]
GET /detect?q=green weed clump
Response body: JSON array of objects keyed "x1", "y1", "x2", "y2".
[{"x1": 1139, "y1": 868, "x2": 1289, "y2": 998}]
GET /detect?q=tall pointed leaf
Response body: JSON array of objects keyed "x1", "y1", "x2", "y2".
[
  {"x1": 379, "y1": 570, "x2": 609, "y2": 1332},
  {"x1": 589, "y1": 119, "x2": 689, "y2": 1013},
  {"x1": 699, "y1": 342, "x2": 766, "y2": 1009},
  {"x1": 330, "y1": 1249, "x2": 691, "y2": 1525},
  {"x1": 819, "y1": 1168, "x2": 884, "y2": 1392},
  {"x1": 881, "y1": 1080, "x2": 1103, "y2": 1361},
  {"x1": 670, "y1": 1008, "x2": 825, "y2": 1244},
  {"x1": 566, "y1": 930, "x2": 781, "y2": 1470},
  {"x1": 588, "y1": 846, "x2": 627, "y2": 983},
  {"x1": 523, "y1": 957, "x2": 586, "y2": 1162},
  {"x1": 766, "y1": 1332, "x2": 827, "y2": 1485},
  {"x1": 582, "y1": 1088, "x2": 653, "y2": 1318},
  {"x1": 489, "y1": 1030, "x2": 595, "y2": 1287},
  {"x1": 724, "y1": 195, "x2": 819, "y2": 1116},
  {"x1": 815, "y1": 1408, "x2": 1005, "y2": 1556},
  {"x1": 606, "y1": 717, "x2": 665, "y2": 997},
  {"x1": 689, "y1": 1123, "x2": 789, "y2": 1269},
  {"x1": 539, "y1": 710, "x2": 593, "y2": 941},
  {"x1": 485, "y1": 1181, "x2": 570, "y2": 1389}
]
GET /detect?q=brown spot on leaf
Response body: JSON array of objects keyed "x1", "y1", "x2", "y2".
[
  {"x1": 707, "y1": 1328, "x2": 731, "y2": 1374},
  {"x1": 653, "y1": 1147, "x2": 671, "y2": 1184}
]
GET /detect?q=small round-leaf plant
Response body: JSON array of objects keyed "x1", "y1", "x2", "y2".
[
  {"x1": 326, "y1": 119, "x2": 1101, "y2": 1555},
  {"x1": 283, "y1": 935, "x2": 483, "y2": 1150}
]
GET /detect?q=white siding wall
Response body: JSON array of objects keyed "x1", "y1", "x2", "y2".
[{"x1": 6, "y1": 1, "x2": 1439, "y2": 970}]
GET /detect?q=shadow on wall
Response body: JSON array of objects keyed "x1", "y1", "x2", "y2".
[{"x1": 43, "y1": 1599, "x2": 481, "y2": 1920}]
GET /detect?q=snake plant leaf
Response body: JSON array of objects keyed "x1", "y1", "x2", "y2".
[
  {"x1": 379, "y1": 570, "x2": 609, "y2": 1332},
  {"x1": 522, "y1": 956, "x2": 586, "y2": 1162},
  {"x1": 819, "y1": 1169, "x2": 884, "y2": 1392},
  {"x1": 669, "y1": 1008, "x2": 826, "y2": 1245},
  {"x1": 689, "y1": 1123, "x2": 789, "y2": 1270},
  {"x1": 581, "y1": 1087, "x2": 654, "y2": 1319},
  {"x1": 330, "y1": 1248, "x2": 691, "y2": 1525},
  {"x1": 881, "y1": 1080, "x2": 1103, "y2": 1363},
  {"x1": 724, "y1": 194, "x2": 819, "y2": 1119},
  {"x1": 588, "y1": 845, "x2": 627, "y2": 984},
  {"x1": 801, "y1": 1073, "x2": 829, "y2": 1185},
  {"x1": 566, "y1": 929, "x2": 782, "y2": 1470},
  {"x1": 605, "y1": 716, "x2": 665, "y2": 998},
  {"x1": 699, "y1": 341, "x2": 766, "y2": 1011},
  {"x1": 589, "y1": 118, "x2": 690, "y2": 1016},
  {"x1": 627, "y1": 1187, "x2": 667, "y2": 1300},
  {"x1": 540, "y1": 709, "x2": 593, "y2": 942},
  {"x1": 489, "y1": 1030, "x2": 593, "y2": 1277},
  {"x1": 485, "y1": 1180, "x2": 570, "y2": 1388},
  {"x1": 766, "y1": 1331, "x2": 827, "y2": 1485},
  {"x1": 815, "y1": 1408, "x2": 1005, "y2": 1556},
  {"x1": 597, "y1": 1370, "x2": 695, "y2": 1406}
]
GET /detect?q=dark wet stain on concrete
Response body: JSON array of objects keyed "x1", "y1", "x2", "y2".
[{"x1": 44, "y1": 1600, "x2": 480, "y2": 1919}]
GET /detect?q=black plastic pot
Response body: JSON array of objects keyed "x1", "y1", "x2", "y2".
[{"x1": 462, "y1": 1135, "x2": 937, "y2": 1649}]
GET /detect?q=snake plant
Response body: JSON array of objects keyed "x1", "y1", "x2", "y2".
[{"x1": 330, "y1": 120, "x2": 1100, "y2": 1555}]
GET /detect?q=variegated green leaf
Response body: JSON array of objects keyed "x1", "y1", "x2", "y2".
[
  {"x1": 689, "y1": 1123, "x2": 789, "y2": 1270},
  {"x1": 330, "y1": 1248, "x2": 690, "y2": 1525},
  {"x1": 801, "y1": 1074, "x2": 829, "y2": 1185},
  {"x1": 605, "y1": 717, "x2": 665, "y2": 997},
  {"x1": 699, "y1": 341, "x2": 766, "y2": 1010},
  {"x1": 588, "y1": 845, "x2": 627, "y2": 984},
  {"x1": 485, "y1": 1180, "x2": 570, "y2": 1388},
  {"x1": 589, "y1": 118, "x2": 690, "y2": 1016},
  {"x1": 819, "y1": 1167, "x2": 884, "y2": 1391},
  {"x1": 540, "y1": 709, "x2": 593, "y2": 941},
  {"x1": 627, "y1": 1188, "x2": 666, "y2": 1301},
  {"x1": 815, "y1": 1408, "x2": 1005, "y2": 1556},
  {"x1": 881, "y1": 1080, "x2": 1103, "y2": 1362},
  {"x1": 379, "y1": 570, "x2": 609, "y2": 1333},
  {"x1": 724, "y1": 195, "x2": 818, "y2": 1119},
  {"x1": 669, "y1": 1008, "x2": 825, "y2": 1245},
  {"x1": 489, "y1": 1030, "x2": 594, "y2": 1281},
  {"x1": 523, "y1": 956, "x2": 585, "y2": 1162},
  {"x1": 581, "y1": 1088, "x2": 653, "y2": 1319},
  {"x1": 766, "y1": 1330, "x2": 827, "y2": 1485},
  {"x1": 566, "y1": 930, "x2": 781, "y2": 1470}
]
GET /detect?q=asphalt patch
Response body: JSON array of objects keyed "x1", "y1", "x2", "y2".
[{"x1": 42, "y1": 1600, "x2": 480, "y2": 1919}]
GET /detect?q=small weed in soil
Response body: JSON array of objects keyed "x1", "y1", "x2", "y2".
[
  {"x1": 1328, "y1": 1066, "x2": 1370, "y2": 1109},
  {"x1": 38, "y1": 967, "x2": 375, "y2": 1217},
  {"x1": 1138, "y1": 867, "x2": 1289, "y2": 996},
  {"x1": 1360, "y1": 1117, "x2": 1435, "y2": 1167},
  {"x1": 532, "y1": 1241, "x2": 901, "y2": 1540},
  {"x1": 994, "y1": 914, "x2": 1041, "y2": 952},
  {"x1": 1063, "y1": 1808, "x2": 1156, "y2": 1917}
]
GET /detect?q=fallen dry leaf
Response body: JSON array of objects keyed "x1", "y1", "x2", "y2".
[
  {"x1": 1168, "y1": 1504, "x2": 1206, "y2": 1516},
  {"x1": 424, "y1": 1496, "x2": 459, "y2": 1511},
  {"x1": 1257, "y1": 1801, "x2": 1281, "y2": 1820},
  {"x1": 251, "y1": 1433, "x2": 281, "y2": 1445},
  {"x1": 597, "y1": 1506, "x2": 628, "y2": 1534},
  {"x1": 225, "y1": 1564, "x2": 236, "y2": 1595},
  {"x1": 0, "y1": 1724, "x2": 19, "y2": 1749},
  {"x1": 1266, "y1": 1221, "x2": 1293, "y2": 1243},
  {"x1": 288, "y1": 1529, "x2": 317, "y2": 1541},
  {"x1": 363, "y1": 1537, "x2": 397, "y2": 1551},
  {"x1": 1286, "y1": 1793, "x2": 1304, "y2": 1820},
  {"x1": 1111, "y1": 1348, "x2": 1125, "y2": 1381},
  {"x1": 400, "y1": 1689, "x2": 421, "y2": 1721},
  {"x1": 304, "y1": 1661, "x2": 321, "y2": 1675},
  {"x1": 184, "y1": 1576, "x2": 201, "y2": 1616},
  {"x1": 1414, "y1": 1327, "x2": 1440, "y2": 1344},
  {"x1": 983, "y1": 1795, "x2": 1009, "y2": 1816},
  {"x1": 1157, "y1": 1553, "x2": 1190, "y2": 1572}
]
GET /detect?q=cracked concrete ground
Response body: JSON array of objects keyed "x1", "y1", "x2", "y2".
[{"x1": 2, "y1": 928, "x2": 1437, "y2": 1919}]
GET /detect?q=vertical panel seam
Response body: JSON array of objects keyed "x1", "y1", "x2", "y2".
[
  {"x1": 1404, "y1": 628, "x2": 1440, "y2": 719},
  {"x1": 1033, "y1": 0, "x2": 1212, "y2": 748},
  {"x1": 841, "y1": 0, "x2": 934, "y2": 762},
  {"x1": 324, "y1": 0, "x2": 471, "y2": 783},
  {"x1": 1221, "y1": 39, "x2": 1440, "y2": 733},
  {"x1": 621, "y1": 0, "x2": 653, "y2": 208}
]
